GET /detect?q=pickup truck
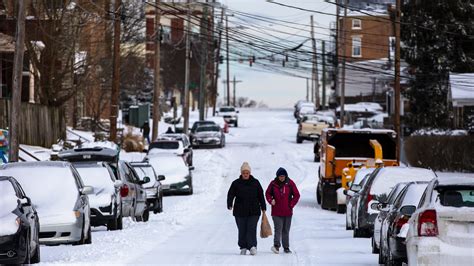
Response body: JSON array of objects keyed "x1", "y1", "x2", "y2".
[{"x1": 296, "y1": 115, "x2": 332, "y2": 143}]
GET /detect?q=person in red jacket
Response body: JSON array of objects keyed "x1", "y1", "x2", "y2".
[{"x1": 265, "y1": 167, "x2": 300, "y2": 254}]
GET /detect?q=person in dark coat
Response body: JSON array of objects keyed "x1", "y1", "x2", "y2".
[
  {"x1": 265, "y1": 167, "x2": 300, "y2": 254},
  {"x1": 227, "y1": 162, "x2": 267, "y2": 256},
  {"x1": 140, "y1": 121, "x2": 151, "y2": 144}
]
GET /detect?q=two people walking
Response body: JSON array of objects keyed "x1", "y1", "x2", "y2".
[{"x1": 227, "y1": 162, "x2": 300, "y2": 256}]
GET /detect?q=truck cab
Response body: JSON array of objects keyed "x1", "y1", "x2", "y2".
[{"x1": 316, "y1": 129, "x2": 398, "y2": 213}]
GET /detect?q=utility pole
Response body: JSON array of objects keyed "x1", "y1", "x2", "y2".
[
  {"x1": 232, "y1": 76, "x2": 242, "y2": 106},
  {"x1": 394, "y1": 0, "x2": 401, "y2": 162},
  {"x1": 322, "y1": 40, "x2": 326, "y2": 109},
  {"x1": 340, "y1": 0, "x2": 348, "y2": 127},
  {"x1": 199, "y1": 5, "x2": 208, "y2": 121},
  {"x1": 151, "y1": 0, "x2": 161, "y2": 141},
  {"x1": 225, "y1": 15, "x2": 230, "y2": 106},
  {"x1": 183, "y1": 0, "x2": 192, "y2": 133},
  {"x1": 334, "y1": 0, "x2": 340, "y2": 106},
  {"x1": 310, "y1": 15, "x2": 319, "y2": 109},
  {"x1": 9, "y1": 0, "x2": 25, "y2": 162},
  {"x1": 306, "y1": 78, "x2": 309, "y2": 101},
  {"x1": 109, "y1": 0, "x2": 121, "y2": 143},
  {"x1": 212, "y1": 8, "x2": 224, "y2": 116}
]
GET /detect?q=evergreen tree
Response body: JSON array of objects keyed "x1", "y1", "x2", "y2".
[{"x1": 401, "y1": 0, "x2": 474, "y2": 129}]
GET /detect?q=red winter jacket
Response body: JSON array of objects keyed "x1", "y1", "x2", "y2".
[{"x1": 265, "y1": 178, "x2": 300, "y2": 217}]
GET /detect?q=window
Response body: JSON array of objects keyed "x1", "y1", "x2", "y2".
[
  {"x1": 352, "y1": 19, "x2": 362, "y2": 29},
  {"x1": 352, "y1": 37, "x2": 362, "y2": 57}
]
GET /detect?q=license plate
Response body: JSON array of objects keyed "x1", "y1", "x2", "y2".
[
  {"x1": 203, "y1": 139, "x2": 211, "y2": 143},
  {"x1": 162, "y1": 185, "x2": 170, "y2": 190}
]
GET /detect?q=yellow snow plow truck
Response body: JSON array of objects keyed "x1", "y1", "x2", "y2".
[{"x1": 316, "y1": 129, "x2": 398, "y2": 213}]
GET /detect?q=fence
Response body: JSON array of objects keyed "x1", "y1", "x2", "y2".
[{"x1": 0, "y1": 99, "x2": 66, "y2": 148}]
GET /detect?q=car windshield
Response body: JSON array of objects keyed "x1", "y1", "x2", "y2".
[
  {"x1": 439, "y1": 187, "x2": 474, "y2": 207},
  {"x1": 150, "y1": 141, "x2": 179, "y2": 150},
  {"x1": 196, "y1": 126, "x2": 220, "y2": 132},
  {"x1": 132, "y1": 165, "x2": 156, "y2": 188},
  {"x1": 75, "y1": 165, "x2": 115, "y2": 195},
  {"x1": 0, "y1": 166, "x2": 79, "y2": 219},
  {"x1": 220, "y1": 107, "x2": 235, "y2": 112}
]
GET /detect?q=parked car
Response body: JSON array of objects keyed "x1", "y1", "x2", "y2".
[
  {"x1": 216, "y1": 106, "x2": 239, "y2": 127},
  {"x1": 295, "y1": 104, "x2": 316, "y2": 124},
  {"x1": 352, "y1": 167, "x2": 436, "y2": 238},
  {"x1": 130, "y1": 162, "x2": 165, "y2": 214},
  {"x1": 59, "y1": 147, "x2": 148, "y2": 222},
  {"x1": 73, "y1": 162, "x2": 123, "y2": 230},
  {"x1": 0, "y1": 176, "x2": 40, "y2": 264},
  {"x1": 190, "y1": 120, "x2": 217, "y2": 134},
  {"x1": 371, "y1": 182, "x2": 408, "y2": 255},
  {"x1": 148, "y1": 140, "x2": 192, "y2": 164},
  {"x1": 146, "y1": 154, "x2": 194, "y2": 195},
  {"x1": 296, "y1": 115, "x2": 331, "y2": 143},
  {"x1": 406, "y1": 175, "x2": 474, "y2": 266},
  {"x1": 0, "y1": 162, "x2": 93, "y2": 245},
  {"x1": 191, "y1": 125, "x2": 225, "y2": 148},
  {"x1": 345, "y1": 167, "x2": 376, "y2": 230},
  {"x1": 294, "y1": 100, "x2": 312, "y2": 118},
  {"x1": 379, "y1": 182, "x2": 429, "y2": 265},
  {"x1": 158, "y1": 133, "x2": 193, "y2": 166}
]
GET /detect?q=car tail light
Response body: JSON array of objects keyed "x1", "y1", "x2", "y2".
[
  {"x1": 395, "y1": 215, "x2": 409, "y2": 230},
  {"x1": 365, "y1": 193, "x2": 373, "y2": 210},
  {"x1": 418, "y1": 209, "x2": 438, "y2": 237},
  {"x1": 120, "y1": 184, "x2": 129, "y2": 197}
]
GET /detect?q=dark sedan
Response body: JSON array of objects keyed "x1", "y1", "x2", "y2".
[
  {"x1": 379, "y1": 181, "x2": 429, "y2": 266},
  {"x1": 0, "y1": 176, "x2": 40, "y2": 264}
]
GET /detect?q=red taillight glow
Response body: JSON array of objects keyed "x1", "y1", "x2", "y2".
[
  {"x1": 120, "y1": 185, "x2": 129, "y2": 197},
  {"x1": 395, "y1": 216, "x2": 409, "y2": 229},
  {"x1": 366, "y1": 193, "x2": 373, "y2": 210},
  {"x1": 418, "y1": 209, "x2": 438, "y2": 237}
]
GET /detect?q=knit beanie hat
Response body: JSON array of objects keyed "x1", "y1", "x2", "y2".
[
  {"x1": 276, "y1": 167, "x2": 288, "y2": 178},
  {"x1": 241, "y1": 162, "x2": 251, "y2": 173}
]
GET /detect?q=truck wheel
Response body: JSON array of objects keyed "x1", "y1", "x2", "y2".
[
  {"x1": 296, "y1": 136, "x2": 303, "y2": 143},
  {"x1": 314, "y1": 154, "x2": 320, "y2": 162},
  {"x1": 316, "y1": 186, "x2": 321, "y2": 205},
  {"x1": 337, "y1": 204, "x2": 346, "y2": 214}
]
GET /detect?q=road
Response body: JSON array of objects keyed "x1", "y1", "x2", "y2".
[{"x1": 41, "y1": 109, "x2": 377, "y2": 265}]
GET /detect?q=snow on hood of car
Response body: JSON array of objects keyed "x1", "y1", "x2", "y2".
[
  {"x1": 194, "y1": 131, "x2": 220, "y2": 138},
  {"x1": 147, "y1": 156, "x2": 188, "y2": 185},
  {"x1": 370, "y1": 167, "x2": 436, "y2": 196},
  {"x1": 0, "y1": 166, "x2": 79, "y2": 225},
  {"x1": 0, "y1": 180, "x2": 20, "y2": 236},
  {"x1": 76, "y1": 166, "x2": 115, "y2": 209}
]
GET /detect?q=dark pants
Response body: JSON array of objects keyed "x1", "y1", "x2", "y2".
[
  {"x1": 235, "y1": 215, "x2": 259, "y2": 249},
  {"x1": 144, "y1": 134, "x2": 150, "y2": 145},
  {"x1": 272, "y1": 216, "x2": 292, "y2": 249}
]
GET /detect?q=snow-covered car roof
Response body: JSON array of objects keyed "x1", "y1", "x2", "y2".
[
  {"x1": 146, "y1": 155, "x2": 189, "y2": 185},
  {"x1": 370, "y1": 167, "x2": 436, "y2": 196},
  {"x1": 148, "y1": 140, "x2": 184, "y2": 156},
  {"x1": 1, "y1": 161, "x2": 71, "y2": 169},
  {"x1": 159, "y1": 133, "x2": 188, "y2": 141},
  {"x1": 58, "y1": 147, "x2": 119, "y2": 163},
  {"x1": 435, "y1": 175, "x2": 474, "y2": 187}
]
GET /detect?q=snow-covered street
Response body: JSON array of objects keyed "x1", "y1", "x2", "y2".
[{"x1": 40, "y1": 109, "x2": 377, "y2": 265}]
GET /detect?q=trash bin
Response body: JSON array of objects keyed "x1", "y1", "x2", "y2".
[{"x1": 129, "y1": 104, "x2": 150, "y2": 128}]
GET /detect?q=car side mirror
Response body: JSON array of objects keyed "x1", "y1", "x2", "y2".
[
  {"x1": 19, "y1": 197, "x2": 31, "y2": 206},
  {"x1": 236, "y1": 110, "x2": 239, "y2": 113},
  {"x1": 343, "y1": 189, "x2": 348, "y2": 196},
  {"x1": 141, "y1": 176, "x2": 151, "y2": 184},
  {"x1": 189, "y1": 166, "x2": 195, "y2": 171},
  {"x1": 158, "y1": 175, "x2": 165, "y2": 181},
  {"x1": 114, "y1": 180, "x2": 123, "y2": 188},
  {"x1": 183, "y1": 148, "x2": 190, "y2": 153},
  {"x1": 81, "y1": 186, "x2": 94, "y2": 195},
  {"x1": 400, "y1": 205, "x2": 416, "y2": 216}
]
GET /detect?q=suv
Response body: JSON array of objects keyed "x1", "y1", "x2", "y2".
[
  {"x1": 58, "y1": 147, "x2": 149, "y2": 222},
  {"x1": 158, "y1": 133, "x2": 193, "y2": 166},
  {"x1": 217, "y1": 106, "x2": 239, "y2": 127}
]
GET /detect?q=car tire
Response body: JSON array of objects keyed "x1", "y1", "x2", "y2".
[
  {"x1": 234, "y1": 121, "x2": 238, "y2": 127},
  {"x1": 314, "y1": 154, "x2": 320, "y2": 162},
  {"x1": 187, "y1": 185, "x2": 194, "y2": 195},
  {"x1": 353, "y1": 227, "x2": 364, "y2": 238},
  {"x1": 371, "y1": 236, "x2": 379, "y2": 254},
  {"x1": 85, "y1": 225, "x2": 92, "y2": 244},
  {"x1": 107, "y1": 206, "x2": 119, "y2": 231},
  {"x1": 296, "y1": 136, "x2": 303, "y2": 144},
  {"x1": 31, "y1": 228, "x2": 40, "y2": 264},
  {"x1": 142, "y1": 208, "x2": 150, "y2": 222},
  {"x1": 345, "y1": 215, "x2": 351, "y2": 230},
  {"x1": 117, "y1": 205, "x2": 123, "y2": 230},
  {"x1": 156, "y1": 195, "x2": 163, "y2": 213},
  {"x1": 23, "y1": 232, "x2": 31, "y2": 264},
  {"x1": 337, "y1": 204, "x2": 346, "y2": 214},
  {"x1": 316, "y1": 185, "x2": 321, "y2": 205},
  {"x1": 386, "y1": 247, "x2": 402, "y2": 266}
]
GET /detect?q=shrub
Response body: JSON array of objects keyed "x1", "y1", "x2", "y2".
[
  {"x1": 121, "y1": 130, "x2": 145, "y2": 152},
  {"x1": 404, "y1": 135, "x2": 474, "y2": 172}
]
